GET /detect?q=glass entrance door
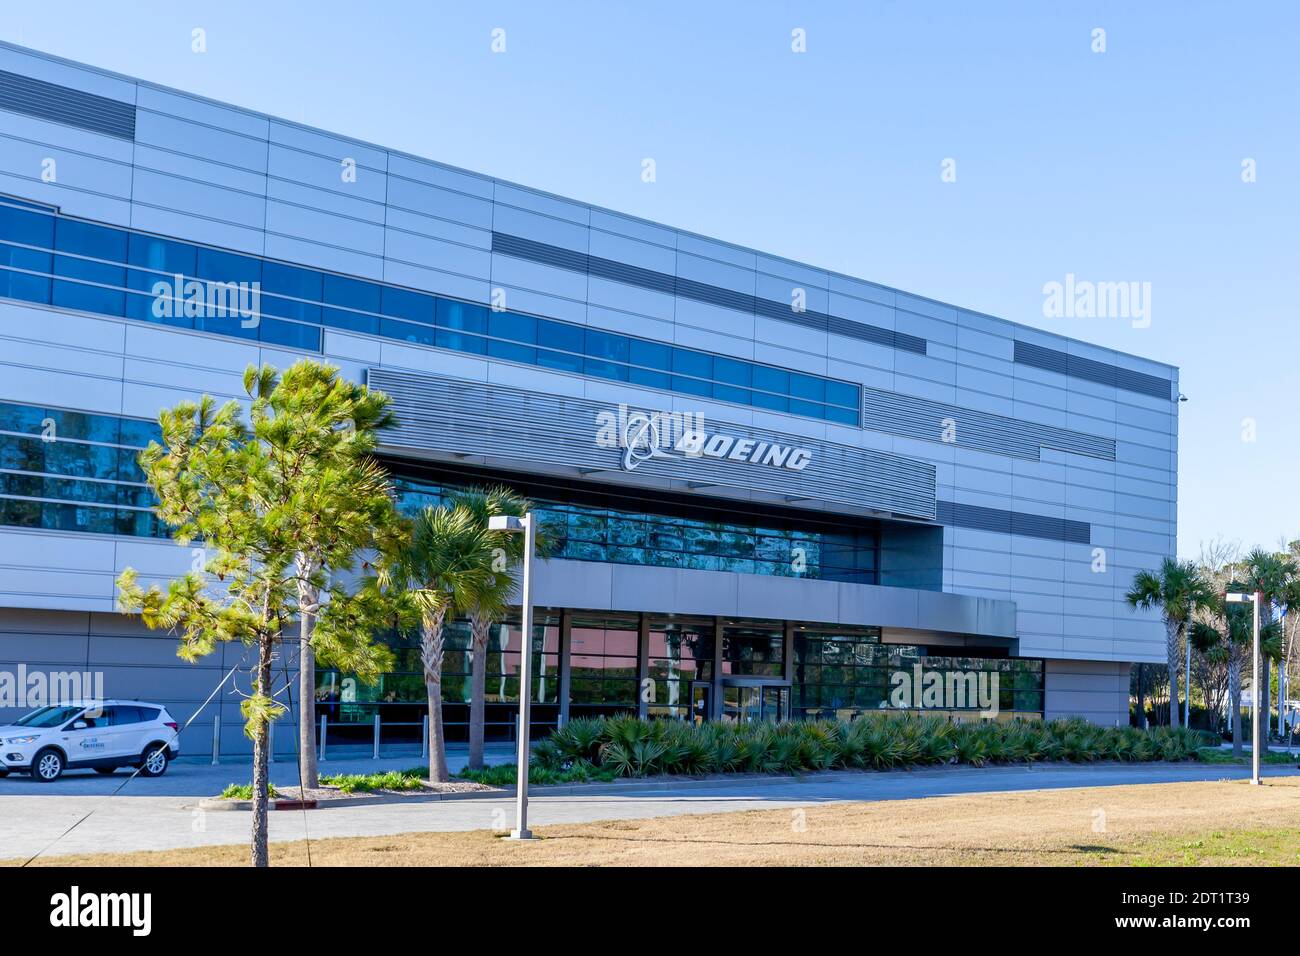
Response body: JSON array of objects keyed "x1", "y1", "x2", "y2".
[
  {"x1": 722, "y1": 684, "x2": 789, "y2": 723},
  {"x1": 690, "y1": 682, "x2": 712, "y2": 724}
]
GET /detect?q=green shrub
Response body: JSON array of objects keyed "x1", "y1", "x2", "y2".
[
  {"x1": 517, "y1": 714, "x2": 1214, "y2": 780},
  {"x1": 321, "y1": 768, "x2": 427, "y2": 794},
  {"x1": 220, "y1": 782, "x2": 278, "y2": 800}
]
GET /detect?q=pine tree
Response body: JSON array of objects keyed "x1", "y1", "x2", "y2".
[{"x1": 116, "y1": 360, "x2": 404, "y2": 866}]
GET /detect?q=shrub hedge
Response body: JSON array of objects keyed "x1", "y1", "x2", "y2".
[{"x1": 526, "y1": 714, "x2": 1216, "y2": 779}]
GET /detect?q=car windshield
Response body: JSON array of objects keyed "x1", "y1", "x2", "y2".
[{"x1": 13, "y1": 705, "x2": 83, "y2": 728}]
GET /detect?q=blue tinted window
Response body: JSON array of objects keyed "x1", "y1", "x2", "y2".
[
  {"x1": 627, "y1": 339, "x2": 671, "y2": 390},
  {"x1": 536, "y1": 320, "x2": 584, "y2": 373},
  {"x1": 126, "y1": 235, "x2": 196, "y2": 326},
  {"x1": 490, "y1": 311, "x2": 536, "y2": 343},
  {"x1": 671, "y1": 349, "x2": 712, "y2": 396},
  {"x1": 824, "y1": 380, "x2": 859, "y2": 409},
  {"x1": 261, "y1": 262, "x2": 322, "y2": 325},
  {"x1": 53, "y1": 220, "x2": 127, "y2": 315},
  {"x1": 435, "y1": 299, "x2": 487, "y2": 354},
  {"x1": 0, "y1": 204, "x2": 54, "y2": 248},
  {"x1": 380, "y1": 315, "x2": 435, "y2": 346},
  {"x1": 583, "y1": 329, "x2": 629, "y2": 381},
  {"x1": 436, "y1": 298, "x2": 487, "y2": 332},
  {"x1": 260, "y1": 317, "x2": 322, "y2": 350},
  {"x1": 382, "y1": 286, "x2": 434, "y2": 325},
  {"x1": 824, "y1": 405, "x2": 859, "y2": 426},
  {"x1": 488, "y1": 311, "x2": 536, "y2": 363},
  {"x1": 537, "y1": 318, "x2": 583, "y2": 354},
  {"x1": 195, "y1": 247, "x2": 261, "y2": 285},
  {"x1": 751, "y1": 365, "x2": 789, "y2": 397},
  {"x1": 789, "y1": 373, "x2": 825, "y2": 402},
  {"x1": 323, "y1": 273, "x2": 381, "y2": 335},
  {"x1": 0, "y1": 205, "x2": 53, "y2": 302},
  {"x1": 713, "y1": 357, "x2": 752, "y2": 387}
]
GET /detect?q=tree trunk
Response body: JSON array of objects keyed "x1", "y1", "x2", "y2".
[
  {"x1": 298, "y1": 600, "x2": 319, "y2": 789},
  {"x1": 1230, "y1": 654, "x2": 1242, "y2": 758},
  {"x1": 1259, "y1": 652, "x2": 1271, "y2": 751},
  {"x1": 1165, "y1": 619, "x2": 1181, "y2": 730},
  {"x1": 427, "y1": 683, "x2": 448, "y2": 783},
  {"x1": 1136, "y1": 664, "x2": 1147, "y2": 729},
  {"x1": 250, "y1": 634, "x2": 273, "y2": 868},
  {"x1": 468, "y1": 612, "x2": 491, "y2": 770},
  {"x1": 421, "y1": 607, "x2": 449, "y2": 783}
]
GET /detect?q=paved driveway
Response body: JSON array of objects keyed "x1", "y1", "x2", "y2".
[{"x1": 3, "y1": 757, "x2": 1296, "y2": 862}]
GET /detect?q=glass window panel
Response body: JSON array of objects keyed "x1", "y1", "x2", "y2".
[
  {"x1": 53, "y1": 219, "x2": 127, "y2": 316},
  {"x1": 260, "y1": 262, "x2": 323, "y2": 324},
  {"x1": 323, "y1": 273, "x2": 381, "y2": 335},
  {"x1": 380, "y1": 315, "x2": 435, "y2": 346},
  {"x1": 629, "y1": 338, "x2": 671, "y2": 371},
  {"x1": 751, "y1": 365, "x2": 789, "y2": 397},
  {"x1": 536, "y1": 319, "x2": 584, "y2": 372},
  {"x1": 713, "y1": 356, "x2": 751, "y2": 387},
  {"x1": 824, "y1": 405, "x2": 859, "y2": 426},
  {"x1": 381, "y1": 286, "x2": 434, "y2": 325},
  {"x1": 789, "y1": 372, "x2": 826, "y2": 402},
  {"x1": 259, "y1": 317, "x2": 321, "y2": 350},
  {"x1": 435, "y1": 299, "x2": 488, "y2": 354},
  {"x1": 824, "y1": 379, "x2": 859, "y2": 409}
]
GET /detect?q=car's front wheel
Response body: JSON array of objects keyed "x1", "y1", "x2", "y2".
[
  {"x1": 32, "y1": 748, "x2": 64, "y2": 782},
  {"x1": 138, "y1": 745, "x2": 169, "y2": 777}
]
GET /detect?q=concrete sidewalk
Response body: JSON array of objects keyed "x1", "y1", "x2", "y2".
[{"x1": 3, "y1": 760, "x2": 1296, "y2": 862}]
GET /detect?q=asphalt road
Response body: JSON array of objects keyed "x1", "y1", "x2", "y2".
[{"x1": 3, "y1": 756, "x2": 1296, "y2": 862}]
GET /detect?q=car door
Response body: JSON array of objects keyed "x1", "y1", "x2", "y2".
[
  {"x1": 62, "y1": 706, "x2": 116, "y2": 764},
  {"x1": 102, "y1": 706, "x2": 144, "y2": 760}
]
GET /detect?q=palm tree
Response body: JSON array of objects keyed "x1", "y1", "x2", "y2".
[
  {"x1": 1192, "y1": 593, "x2": 1242, "y2": 755},
  {"x1": 1240, "y1": 548, "x2": 1297, "y2": 749},
  {"x1": 389, "y1": 504, "x2": 498, "y2": 782},
  {"x1": 1126, "y1": 558, "x2": 1212, "y2": 728},
  {"x1": 450, "y1": 485, "x2": 551, "y2": 771}
]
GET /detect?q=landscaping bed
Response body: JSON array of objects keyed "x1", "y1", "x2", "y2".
[
  {"x1": 501, "y1": 714, "x2": 1218, "y2": 781},
  {"x1": 204, "y1": 770, "x2": 499, "y2": 810}
]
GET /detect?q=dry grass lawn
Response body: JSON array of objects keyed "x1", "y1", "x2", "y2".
[{"x1": 13, "y1": 776, "x2": 1300, "y2": 867}]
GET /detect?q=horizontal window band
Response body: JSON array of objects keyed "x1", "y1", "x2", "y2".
[{"x1": 492, "y1": 231, "x2": 928, "y2": 354}]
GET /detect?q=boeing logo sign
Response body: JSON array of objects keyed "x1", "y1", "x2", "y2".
[
  {"x1": 595, "y1": 405, "x2": 813, "y2": 473},
  {"x1": 367, "y1": 369, "x2": 938, "y2": 520}
]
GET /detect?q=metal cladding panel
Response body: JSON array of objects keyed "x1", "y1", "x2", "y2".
[
  {"x1": 861, "y1": 386, "x2": 1116, "y2": 461},
  {"x1": 368, "y1": 367, "x2": 937, "y2": 519},
  {"x1": 0, "y1": 68, "x2": 136, "y2": 140},
  {"x1": 491, "y1": 232, "x2": 926, "y2": 354}
]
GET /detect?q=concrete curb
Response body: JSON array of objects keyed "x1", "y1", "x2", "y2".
[{"x1": 193, "y1": 759, "x2": 1266, "y2": 811}]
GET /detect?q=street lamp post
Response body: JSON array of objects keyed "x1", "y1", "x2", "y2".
[
  {"x1": 1226, "y1": 590, "x2": 1263, "y2": 786},
  {"x1": 489, "y1": 512, "x2": 538, "y2": 839}
]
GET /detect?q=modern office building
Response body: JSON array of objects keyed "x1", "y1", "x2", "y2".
[{"x1": 0, "y1": 42, "x2": 1178, "y2": 754}]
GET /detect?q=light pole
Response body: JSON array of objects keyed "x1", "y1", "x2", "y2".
[
  {"x1": 1226, "y1": 590, "x2": 1262, "y2": 785},
  {"x1": 489, "y1": 512, "x2": 538, "y2": 840}
]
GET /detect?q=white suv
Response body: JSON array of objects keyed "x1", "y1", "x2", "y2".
[{"x1": 0, "y1": 700, "x2": 181, "y2": 782}]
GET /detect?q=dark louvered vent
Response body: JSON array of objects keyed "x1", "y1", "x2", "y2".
[
  {"x1": 1014, "y1": 340, "x2": 1171, "y2": 400},
  {"x1": 936, "y1": 500, "x2": 1091, "y2": 545},
  {"x1": 861, "y1": 386, "x2": 1116, "y2": 461},
  {"x1": 0, "y1": 69, "x2": 135, "y2": 140},
  {"x1": 491, "y1": 231, "x2": 927, "y2": 354}
]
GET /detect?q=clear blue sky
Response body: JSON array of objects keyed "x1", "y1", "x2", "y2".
[{"x1": 6, "y1": 1, "x2": 1297, "y2": 557}]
